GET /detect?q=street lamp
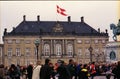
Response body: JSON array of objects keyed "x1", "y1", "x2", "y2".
[
  {"x1": 34, "y1": 39, "x2": 40, "y2": 60},
  {"x1": 88, "y1": 45, "x2": 93, "y2": 63}
]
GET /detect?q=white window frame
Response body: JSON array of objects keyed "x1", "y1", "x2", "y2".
[
  {"x1": 67, "y1": 44, "x2": 73, "y2": 56},
  {"x1": 7, "y1": 39, "x2": 13, "y2": 44},
  {"x1": 78, "y1": 48, "x2": 82, "y2": 56},
  {"x1": 56, "y1": 44, "x2": 62, "y2": 56},
  {"x1": 16, "y1": 39, "x2": 20, "y2": 44},
  {"x1": 8, "y1": 48, "x2": 12, "y2": 56},
  {"x1": 25, "y1": 48, "x2": 31, "y2": 56},
  {"x1": 16, "y1": 48, "x2": 21, "y2": 56},
  {"x1": 94, "y1": 40, "x2": 98, "y2": 44},
  {"x1": 85, "y1": 48, "x2": 90, "y2": 58},
  {"x1": 44, "y1": 44, "x2": 50, "y2": 56}
]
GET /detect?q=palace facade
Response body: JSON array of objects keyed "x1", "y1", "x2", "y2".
[{"x1": 3, "y1": 15, "x2": 109, "y2": 66}]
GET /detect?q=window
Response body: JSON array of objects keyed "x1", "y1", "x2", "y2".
[
  {"x1": 16, "y1": 59, "x2": 20, "y2": 65},
  {"x1": 16, "y1": 39, "x2": 20, "y2": 44},
  {"x1": 77, "y1": 40, "x2": 82, "y2": 44},
  {"x1": 102, "y1": 40, "x2": 105, "y2": 43},
  {"x1": 67, "y1": 44, "x2": 73, "y2": 56},
  {"x1": 25, "y1": 40, "x2": 31, "y2": 44},
  {"x1": 56, "y1": 44, "x2": 62, "y2": 56},
  {"x1": 7, "y1": 39, "x2": 13, "y2": 44},
  {"x1": 85, "y1": 40, "x2": 90, "y2": 44},
  {"x1": 85, "y1": 48, "x2": 90, "y2": 58},
  {"x1": 25, "y1": 48, "x2": 31, "y2": 56},
  {"x1": 44, "y1": 44, "x2": 50, "y2": 56},
  {"x1": 8, "y1": 48, "x2": 12, "y2": 56},
  {"x1": 78, "y1": 48, "x2": 82, "y2": 56},
  {"x1": 94, "y1": 48, "x2": 99, "y2": 53},
  {"x1": 16, "y1": 48, "x2": 21, "y2": 56},
  {"x1": 94, "y1": 40, "x2": 98, "y2": 44}
]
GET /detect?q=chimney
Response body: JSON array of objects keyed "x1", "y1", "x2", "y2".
[
  {"x1": 98, "y1": 28, "x2": 100, "y2": 32},
  {"x1": 68, "y1": 16, "x2": 71, "y2": 23},
  {"x1": 81, "y1": 16, "x2": 84, "y2": 22},
  {"x1": 37, "y1": 15, "x2": 40, "y2": 21},
  {"x1": 23, "y1": 15, "x2": 26, "y2": 21}
]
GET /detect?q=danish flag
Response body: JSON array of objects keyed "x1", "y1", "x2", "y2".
[{"x1": 57, "y1": 5, "x2": 67, "y2": 16}]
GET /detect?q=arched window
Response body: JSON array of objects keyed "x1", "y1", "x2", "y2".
[
  {"x1": 44, "y1": 44, "x2": 50, "y2": 56},
  {"x1": 110, "y1": 51, "x2": 116, "y2": 60},
  {"x1": 67, "y1": 44, "x2": 73, "y2": 56},
  {"x1": 56, "y1": 44, "x2": 62, "y2": 56}
]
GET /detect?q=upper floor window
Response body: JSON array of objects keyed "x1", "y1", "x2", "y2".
[
  {"x1": 7, "y1": 39, "x2": 13, "y2": 44},
  {"x1": 67, "y1": 44, "x2": 73, "y2": 56},
  {"x1": 16, "y1": 39, "x2": 20, "y2": 44},
  {"x1": 16, "y1": 48, "x2": 21, "y2": 56},
  {"x1": 77, "y1": 40, "x2": 82, "y2": 44},
  {"x1": 94, "y1": 40, "x2": 98, "y2": 44},
  {"x1": 25, "y1": 48, "x2": 31, "y2": 56},
  {"x1": 102, "y1": 40, "x2": 105, "y2": 44},
  {"x1": 44, "y1": 44, "x2": 50, "y2": 56},
  {"x1": 8, "y1": 48, "x2": 12, "y2": 56},
  {"x1": 25, "y1": 40, "x2": 31, "y2": 44},
  {"x1": 85, "y1": 40, "x2": 90, "y2": 44},
  {"x1": 56, "y1": 44, "x2": 62, "y2": 56}
]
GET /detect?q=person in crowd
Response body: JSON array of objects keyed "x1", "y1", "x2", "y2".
[
  {"x1": 80, "y1": 64, "x2": 89, "y2": 79},
  {"x1": 57, "y1": 60, "x2": 70, "y2": 79},
  {"x1": 67, "y1": 59, "x2": 76, "y2": 79},
  {"x1": 89, "y1": 62, "x2": 96, "y2": 79},
  {"x1": 32, "y1": 60, "x2": 41, "y2": 79},
  {"x1": 27, "y1": 62, "x2": 33, "y2": 79},
  {"x1": 8, "y1": 64, "x2": 21, "y2": 79},
  {"x1": 0, "y1": 64, "x2": 5, "y2": 79},
  {"x1": 40, "y1": 58, "x2": 53, "y2": 79},
  {"x1": 77, "y1": 64, "x2": 83, "y2": 79},
  {"x1": 114, "y1": 61, "x2": 120, "y2": 79}
]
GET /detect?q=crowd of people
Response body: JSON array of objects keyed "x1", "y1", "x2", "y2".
[{"x1": 0, "y1": 59, "x2": 120, "y2": 79}]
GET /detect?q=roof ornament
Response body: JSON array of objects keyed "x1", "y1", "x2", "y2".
[
  {"x1": 110, "y1": 19, "x2": 120, "y2": 41},
  {"x1": 23, "y1": 15, "x2": 26, "y2": 21}
]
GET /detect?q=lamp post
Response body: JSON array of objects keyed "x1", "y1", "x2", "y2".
[
  {"x1": 34, "y1": 39, "x2": 40, "y2": 60},
  {"x1": 88, "y1": 45, "x2": 93, "y2": 63}
]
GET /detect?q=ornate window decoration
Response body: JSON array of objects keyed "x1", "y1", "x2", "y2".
[
  {"x1": 8, "y1": 48, "x2": 12, "y2": 56},
  {"x1": 53, "y1": 22, "x2": 63, "y2": 32},
  {"x1": 25, "y1": 40, "x2": 31, "y2": 44},
  {"x1": 55, "y1": 44, "x2": 62, "y2": 56},
  {"x1": 43, "y1": 44, "x2": 50, "y2": 56},
  {"x1": 25, "y1": 48, "x2": 31, "y2": 56},
  {"x1": 7, "y1": 39, "x2": 13, "y2": 44},
  {"x1": 94, "y1": 39, "x2": 98, "y2": 44},
  {"x1": 16, "y1": 39, "x2": 20, "y2": 44},
  {"x1": 110, "y1": 50, "x2": 116, "y2": 60},
  {"x1": 77, "y1": 40, "x2": 82, "y2": 44},
  {"x1": 67, "y1": 44, "x2": 73, "y2": 56},
  {"x1": 85, "y1": 40, "x2": 90, "y2": 44},
  {"x1": 102, "y1": 40, "x2": 105, "y2": 44},
  {"x1": 16, "y1": 48, "x2": 21, "y2": 56}
]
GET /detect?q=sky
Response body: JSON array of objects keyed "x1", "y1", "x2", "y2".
[{"x1": 0, "y1": 1, "x2": 120, "y2": 43}]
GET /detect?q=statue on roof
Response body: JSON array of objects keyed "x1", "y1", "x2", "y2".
[{"x1": 110, "y1": 19, "x2": 120, "y2": 41}]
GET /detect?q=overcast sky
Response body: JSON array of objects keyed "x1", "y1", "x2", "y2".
[{"x1": 0, "y1": 1, "x2": 120, "y2": 43}]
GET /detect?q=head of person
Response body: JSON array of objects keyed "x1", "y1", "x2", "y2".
[
  {"x1": 57, "y1": 60, "x2": 64, "y2": 66},
  {"x1": 45, "y1": 58, "x2": 51, "y2": 65},
  {"x1": 36, "y1": 60, "x2": 41, "y2": 65},
  {"x1": 69, "y1": 59, "x2": 74, "y2": 64}
]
